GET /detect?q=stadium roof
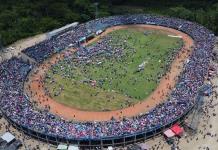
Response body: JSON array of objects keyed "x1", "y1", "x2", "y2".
[{"x1": 47, "y1": 22, "x2": 79, "y2": 38}]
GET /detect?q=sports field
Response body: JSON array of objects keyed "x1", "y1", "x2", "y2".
[{"x1": 44, "y1": 28, "x2": 183, "y2": 111}]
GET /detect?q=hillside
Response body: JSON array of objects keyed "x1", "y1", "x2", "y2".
[{"x1": 0, "y1": 0, "x2": 217, "y2": 47}]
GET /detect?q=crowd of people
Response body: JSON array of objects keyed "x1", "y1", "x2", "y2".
[
  {"x1": 43, "y1": 27, "x2": 183, "y2": 107},
  {"x1": 0, "y1": 14, "x2": 216, "y2": 143}
]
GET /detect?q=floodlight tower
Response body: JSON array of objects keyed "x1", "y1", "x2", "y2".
[
  {"x1": 94, "y1": 2, "x2": 99, "y2": 19},
  {"x1": 0, "y1": 35, "x2": 3, "y2": 51}
]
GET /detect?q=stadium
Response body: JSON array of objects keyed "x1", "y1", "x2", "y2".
[{"x1": 0, "y1": 14, "x2": 216, "y2": 149}]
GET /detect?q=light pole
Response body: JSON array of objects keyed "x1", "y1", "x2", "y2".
[
  {"x1": 94, "y1": 2, "x2": 99, "y2": 19},
  {"x1": 0, "y1": 35, "x2": 3, "y2": 52}
]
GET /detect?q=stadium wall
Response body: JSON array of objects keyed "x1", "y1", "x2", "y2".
[{"x1": 47, "y1": 22, "x2": 79, "y2": 39}]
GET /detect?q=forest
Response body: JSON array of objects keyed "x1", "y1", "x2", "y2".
[{"x1": 0, "y1": 0, "x2": 218, "y2": 47}]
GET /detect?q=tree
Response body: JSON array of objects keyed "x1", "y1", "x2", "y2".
[
  {"x1": 74, "y1": 0, "x2": 91, "y2": 10},
  {"x1": 169, "y1": 7, "x2": 194, "y2": 20},
  {"x1": 0, "y1": 10, "x2": 18, "y2": 30},
  {"x1": 195, "y1": 9, "x2": 206, "y2": 25},
  {"x1": 17, "y1": 17, "x2": 37, "y2": 33},
  {"x1": 38, "y1": 17, "x2": 61, "y2": 32},
  {"x1": 0, "y1": 0, "x2": 218, "y2": 46}
]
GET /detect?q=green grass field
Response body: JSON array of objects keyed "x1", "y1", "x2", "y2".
[{"x1": 44, "y1": 28, "x2": 183, "y2": 111}]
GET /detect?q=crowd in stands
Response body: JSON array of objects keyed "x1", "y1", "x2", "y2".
[{"x1": 0, "y1": 14, "x2": 216, "y2": 142}]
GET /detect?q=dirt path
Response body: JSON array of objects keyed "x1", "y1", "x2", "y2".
[
  {"x1": 25, "y1": 25, "x2": 194, "y2": 121},
  {"x1": 0, "y1": 33, "x2": 46, "y2": 63}
]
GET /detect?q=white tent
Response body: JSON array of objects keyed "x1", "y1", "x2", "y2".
[
  {"x1": 57, "y1": 144, "x2": 68, "y2": 150},
  {"x1": 1, "y1": 132, "x2": 15, "y2": 143},
  {"x1": 68, "y1": 145, "x2": 79, "y2": 150},
  {"x1": 96, "y1": 29, "x2": 103, "y2": 35},
  {"x1": 107, "y1": 146, "x2": 113, "y2": 150},
  {"x1": 163, "y1": 129, "x2": 175, "y2": 138}
]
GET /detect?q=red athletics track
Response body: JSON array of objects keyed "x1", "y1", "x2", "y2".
[{"x1": 24, "y1": 25, "x2": 194, "y2": 122}]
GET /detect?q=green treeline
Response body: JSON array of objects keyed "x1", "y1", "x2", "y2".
[{"x1": 0, "y1": 0, "x2": 218, "y2": 47}]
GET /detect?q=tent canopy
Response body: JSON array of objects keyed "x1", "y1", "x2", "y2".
[
  {"x1": 1, "y1": 132, "x2": 15, "y2": 143},
  {"x1": 171, "y1": 124, "x2": 184, "y2": 136},
  {"x1": 79, "y1": 37, "x2": 86, "y2": 42},
  {"x1": 68, "y1": 145, "x2": 79, "y2": 150},
  {"x1": 163, "y1": 129, "x2": 175, "y2": 138},
  {"x1": 107, "y1": 146, "x2": 113, "y2": 150},
  {"x1": 57, "y1": 144, "x2": 68, "y2": 150}
]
